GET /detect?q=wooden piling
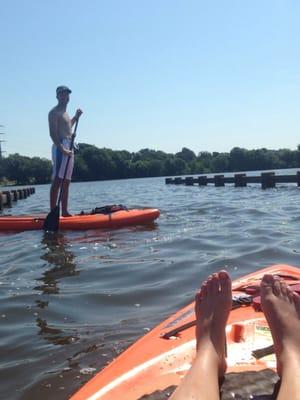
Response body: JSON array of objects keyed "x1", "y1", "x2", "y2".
[
  {"x1": 198, "y1": 176, "x2": 208, "y2": 186},
  {"x1": 3, "y1": 191, "x2": 12, "y2": 207},
  {"x1": 174, "y1": 177, "x2": 183, "y2": 185},
  {"x1": 185, "y1": 177, "x2": 194, "y2": 186},
  {"x1": 11, "y1": 190, "x2": 18, "y2": 201},
  {"x1": 234, "y1": 173, "x2": 247, "y2": 187},
  {"x1": 215, "y1": 175, "x2": 225, "y2": 187},
  {"x1": 297, "y1": 172, "x2": 300, "y2": 187},
  {"x1": 261, "y1": 172, "x2": 275, "y2": 189}
]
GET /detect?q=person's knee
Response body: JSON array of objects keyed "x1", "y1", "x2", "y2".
[
  {"x1": 52, "y1": 177, "x2": 62, "y2": 187},
  {"x1": 63, "y1": 180, "x2": 70, "y2": 187}
]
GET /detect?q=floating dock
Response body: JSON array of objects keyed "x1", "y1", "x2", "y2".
[
  {"x1": 165, "y1": 172, "x2": 300, "y2": 189},
  {"x1": 0, "y1": 187, "x2": 35, "y2": 211}
]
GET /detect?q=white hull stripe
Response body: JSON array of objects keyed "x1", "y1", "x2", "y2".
[{"x1": 86, "y1": 339, "x2": 196, "y2": 400}]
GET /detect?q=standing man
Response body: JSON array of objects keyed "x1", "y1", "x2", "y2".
[{"x1": 48, "y1": 86, "x2": 82, "y2": 217}]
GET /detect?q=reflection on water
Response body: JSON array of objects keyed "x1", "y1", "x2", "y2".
[
  {"x1": 36, "y1": 232, "x2": 79, "y2": 295},
  {"x1": 1, "y1": 175, "x2": 300, "y2": 400},
  {"x1": 34, "y1": 233, "x2": 80, "y2": 345}
]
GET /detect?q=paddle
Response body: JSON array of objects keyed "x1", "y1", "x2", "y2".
[{"x1": 43, "y1": 117, "x2": 80, "y2": 232}]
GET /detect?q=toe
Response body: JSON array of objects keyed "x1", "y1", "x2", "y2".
[
  {"x1": 219, "y1": 270, "x2": 231, "y2": 293},
  {"x1": 261, "y1": 274, "x2": 274, "y2": 297},
  {"x1": 293, "y1": 292, "x2": 300, "y2": 316},
  {"x1": 273, "y1": 277, "x2": 281, "y2": 296},
  {"x1": 195, "y1": 290, "x2": 202, "y2": 305},
  {"x1": 287, "y1": 286, "x2": 294, "y2": 303},
  {"x1": 207, "y1": 276, "x2": 213, "y2": 295},
  {"x1": 212, "y1": 273, "x2": 219, "y2": 294},
  {"x1": 200, "y1": 281, "x2": 208, "y2": 299},
  {"x1": 280, "y1": 280, "x2": 288, "y2": 298},
  {"x1": 262, "y1": 274, "x2": 274, "y2": 285}
]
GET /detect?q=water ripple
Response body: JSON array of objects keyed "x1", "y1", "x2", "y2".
[{"x1": 0, "y1": 175, "x2": 300, "y2": 399}]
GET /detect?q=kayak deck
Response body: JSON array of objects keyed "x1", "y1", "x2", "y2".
[
  {"x1": 70, "y1": 264, "x2": 300, "y2": 400},
  {"x1": 0, "y1": 208, "x2": 160, "y2": 231}
]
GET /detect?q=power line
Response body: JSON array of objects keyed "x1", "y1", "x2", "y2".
[{"x1": 0, "y1": 125, "x2": 6, "y2": 158}]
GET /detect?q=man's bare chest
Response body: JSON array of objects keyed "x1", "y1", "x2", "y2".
[{"x1": 58, "y1": 112, "x2": 72, "y2": 133}]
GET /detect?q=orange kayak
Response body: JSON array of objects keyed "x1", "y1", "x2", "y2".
[
  {"x1": 0, "y1": 208, "x2": 160, "y2": 231},
  {"x1": 70, "y1": 264, "x2": 300, "y2": 400}
]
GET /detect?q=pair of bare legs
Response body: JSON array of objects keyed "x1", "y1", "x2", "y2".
[
  {"x1": 170, "y1": 271, "x2": 300, "y2": 400},
  {"x1": 50, "y1": 176, "x2": 72, "y2": 217}
]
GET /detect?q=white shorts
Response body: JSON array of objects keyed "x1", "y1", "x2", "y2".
[{"x1": 52, "y1": 138, "x2": 74, "y2": 180}]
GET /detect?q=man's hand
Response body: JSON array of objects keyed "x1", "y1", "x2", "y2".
[
  {"x1": 75, "y1": 109, "x2": 83, "y2": 120},
  {"x1": 61, "y1": 146, "x2": 73, "y2": 156}
]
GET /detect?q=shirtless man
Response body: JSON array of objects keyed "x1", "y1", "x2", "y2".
[{"x1": 48, "y1": 86, "x2": 82, "y2": 217}]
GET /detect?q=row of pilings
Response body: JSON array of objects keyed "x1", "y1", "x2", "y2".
[
  {"x1": 165, "y1": 172, "x2": 300, "y2": 189},
  {"x1": 0, "y1": 187, "x2": 35, "y2": 211}
]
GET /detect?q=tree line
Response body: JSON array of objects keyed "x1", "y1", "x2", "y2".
[{"x1": 1, "y1": 144, "x2": 300, "y2": 185}]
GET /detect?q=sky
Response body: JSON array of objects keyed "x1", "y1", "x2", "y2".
[{"x1": 0, "y1": 0, "x2": 299, "y2": 159}]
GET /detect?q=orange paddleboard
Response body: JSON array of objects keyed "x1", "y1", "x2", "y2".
[
  {"x1": 0, "y1": 208, "x2": 160, "y2": 231},
  {"x1": 70, "y1": 264, "x2": 300, "y2": 400}
]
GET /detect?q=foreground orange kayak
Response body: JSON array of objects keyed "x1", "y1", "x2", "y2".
[
  {"x1": 0, "y1": 208, "x2": 160, "y2": 231},
  {"x1": 70, "y1": 264, "x2": 300, "y2": 400}
]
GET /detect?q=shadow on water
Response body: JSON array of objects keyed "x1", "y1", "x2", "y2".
[
  {"x1": 71, "y1": 221, "x2": 159, "y2": 242},
  {"x1": 33, "y1": 232, "x2": 80, "y2": 346},
  {"x1": 36, "y1": 232, "x2": 79, "y2": 294},
  {"x1": 32, "y1": 221, "x2": 159, "y2": 350}
]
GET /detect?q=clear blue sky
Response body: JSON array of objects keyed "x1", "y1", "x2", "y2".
[{"x1": 1, "y1": 0, "x2": 299, "y2": 159}]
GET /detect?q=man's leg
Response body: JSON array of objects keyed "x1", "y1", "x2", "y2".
[
  {"x1": 50, "y1": 176, "x2": 61, "y2": 211},
  {"x1": 260, "y1": 274, "x2": 300, "y2": 400},
  {"x1": 170, "y1": 271, "x2": 232, "y2": 400},
  {"x1": 61, "y1": 179, "x2": 72, "y2": 217}
]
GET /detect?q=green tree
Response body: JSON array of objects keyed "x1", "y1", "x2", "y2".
[
  {"x1": 212, "y1": 153, "x2": 230, "y2": 172},
  {"x1": 5, "y1": 154, "x2": 32, "y2": 184},
  {"x1": 176, "y1": 147, "x2": 196, "y2": 163},
  {"x1": 29, "y1": 157, "x2": 51, "y2": 184}
]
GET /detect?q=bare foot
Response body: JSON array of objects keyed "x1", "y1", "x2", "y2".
[
  {"x1": 195, "y1": 270, "x2": 232, "y2": 377},
  {"x1": 260, "y1": 274, "x2": 300, "y2": 377},
  {"x1": 62, "y1": 212, "x2": 73, "y2": 217}
]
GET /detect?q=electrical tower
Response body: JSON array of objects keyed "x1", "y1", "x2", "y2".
[{"x1": 0, "y1": 125, "x2": 6, "y2": 158}]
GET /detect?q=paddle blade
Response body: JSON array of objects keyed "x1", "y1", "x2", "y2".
[{"x1": 43, "y1": 206, "x2": 60, "y2": 232}]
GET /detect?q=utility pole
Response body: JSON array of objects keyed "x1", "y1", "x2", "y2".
[{"x1": 0, "y1": 125, "x2": 6, "y2": 158}]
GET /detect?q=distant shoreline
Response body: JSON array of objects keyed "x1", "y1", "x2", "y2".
[{"x1": 0, "y1": 144, "x2": 299, "y2": 185}]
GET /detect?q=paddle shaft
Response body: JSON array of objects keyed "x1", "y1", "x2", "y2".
[{"x1": 56, "y1": 117, "x2": 79, "y2": 205}]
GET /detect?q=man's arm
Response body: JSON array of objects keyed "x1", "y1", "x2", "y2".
[
  {"x1": 48, "y1": 111, "x2": 61, "y2": 147},
  {"x1": 71, "y1": 108, "x2": 83, "y2": 126}
]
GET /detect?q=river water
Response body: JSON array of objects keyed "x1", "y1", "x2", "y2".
[{"x1": 1, "y1": 171, "x2": 300, "y2": 399}]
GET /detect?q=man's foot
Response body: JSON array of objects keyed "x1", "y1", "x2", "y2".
[
  {"x1": 260, "y1": 274, "x2": 300, "y2": 377},
  {"x1": 195, "y1": 270, "x2": 232, "y2": 377},
  {"x1": 61, "y1": 212, "x2": 73, "y2": 217}
]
